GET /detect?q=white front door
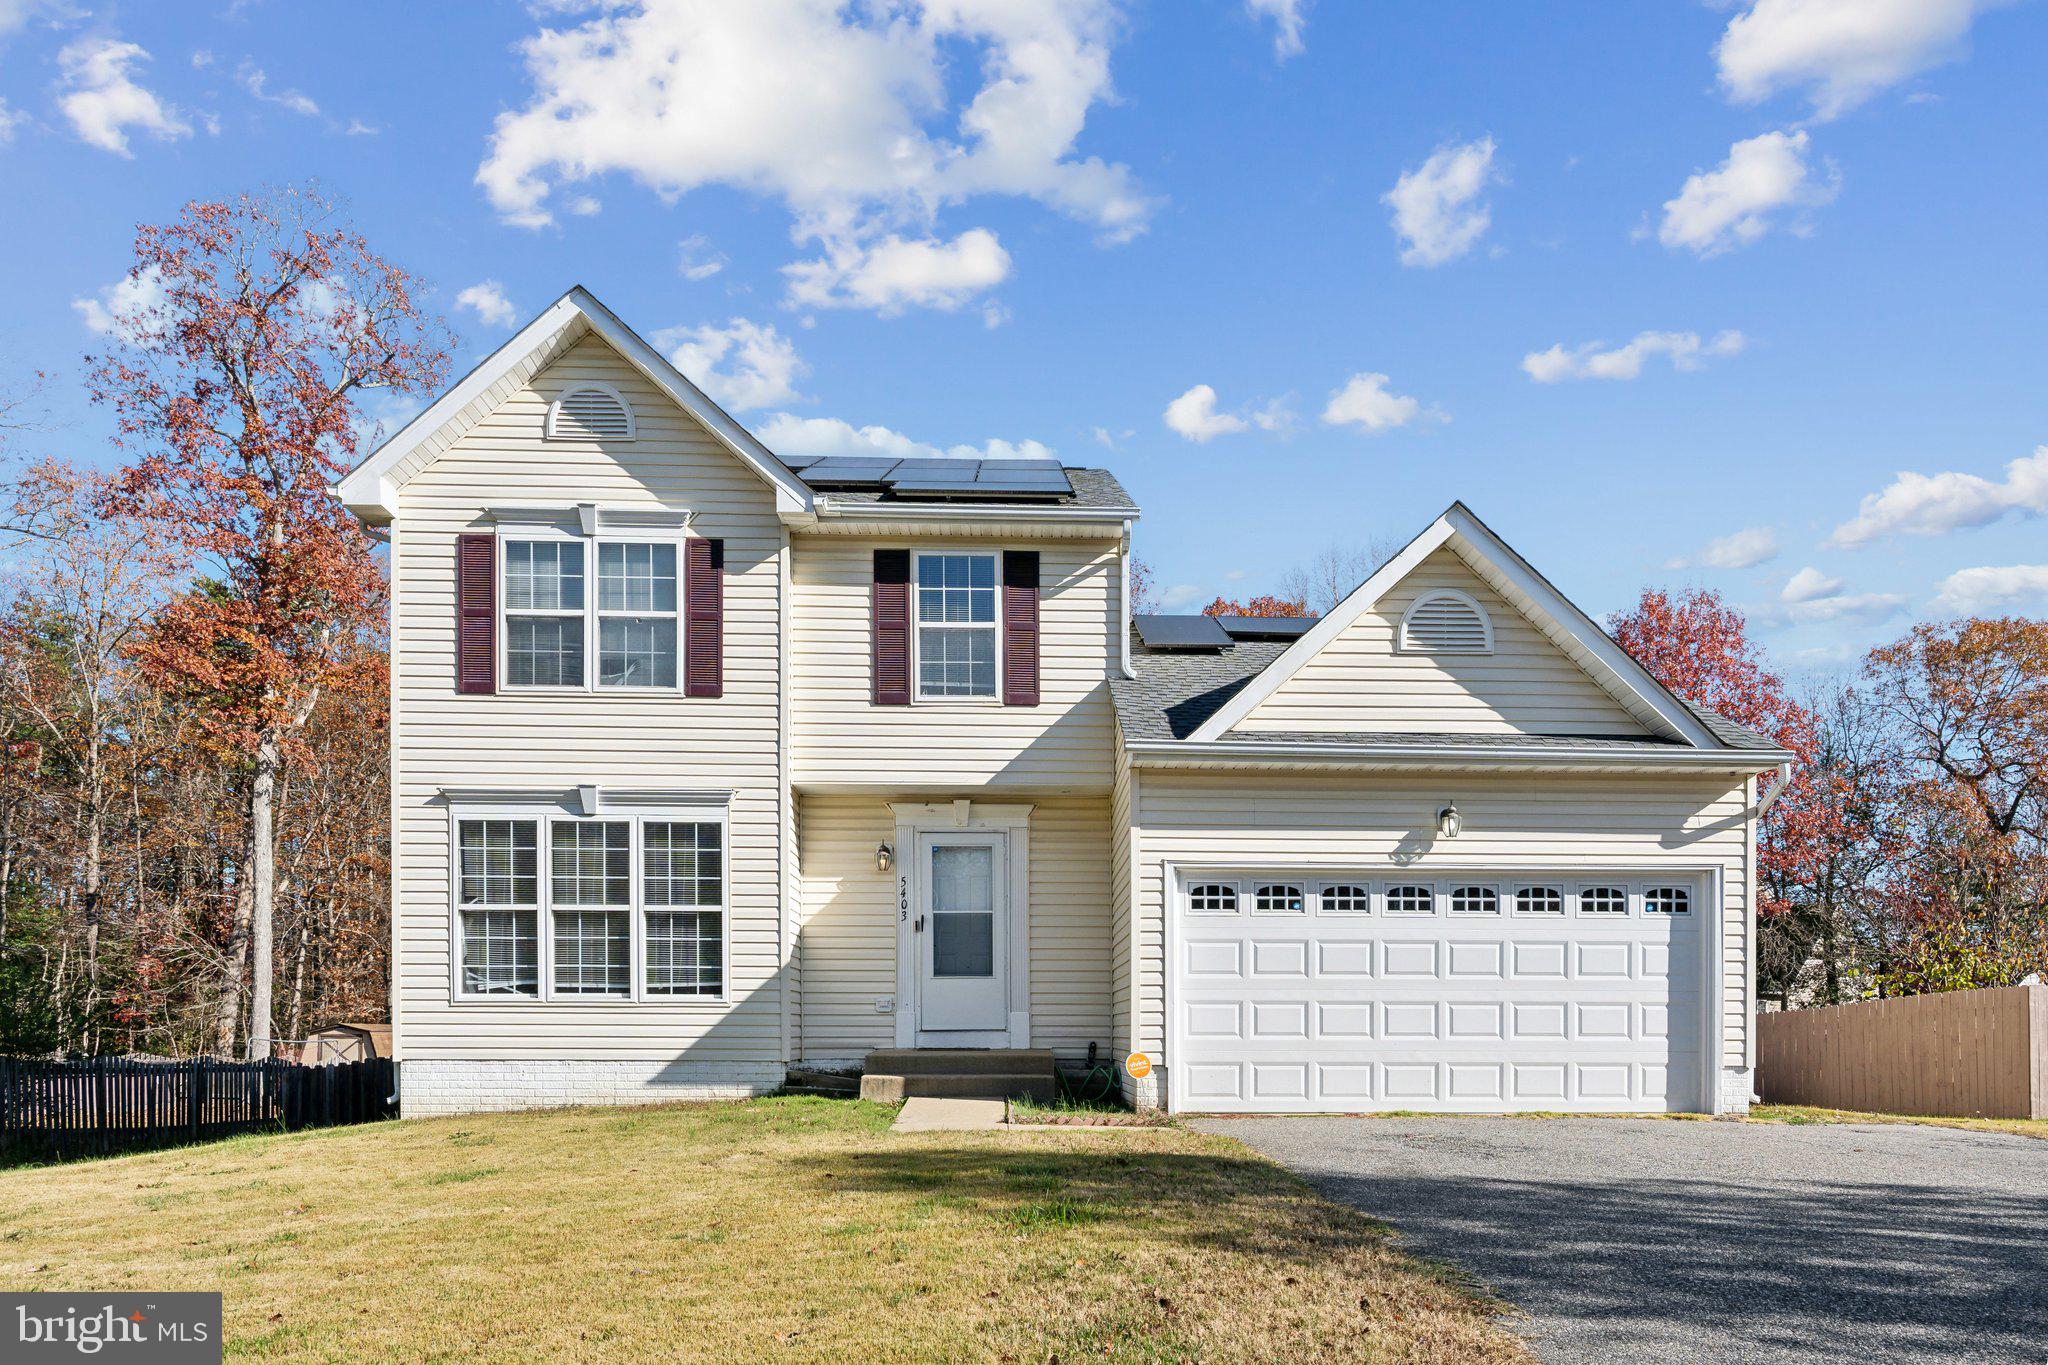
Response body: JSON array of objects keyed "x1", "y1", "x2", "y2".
[{"x1": 917, "y1": 832, "x2": 1008, "y2": 1035}]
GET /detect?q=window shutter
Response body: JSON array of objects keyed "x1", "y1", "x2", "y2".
[
  {"x1": 1002, "y1": 550, "x2": 1040, "y2": 707},
  {"x1": 872, "y1": 549, "x2": 910, "y2": 706},
  {"x1": 455, "y1": 532, "x2": 496, "y2": 695},
  {"x1": 684, "y1": 537, "x2": 724, "y2": 698}
]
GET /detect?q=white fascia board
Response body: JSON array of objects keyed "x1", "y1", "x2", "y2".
[
  {"x1": 1123, "y1": 739, "x2": 1789, "y2": 770},
  {"x1": 1185, "y1": 502, "x2": 1722, "y2": 749},
  {"x1": 330, "y1": 286, "x2": 814, "y2": 526},
  {"x1": 1184, "y1": 512, "x2": 1458, "y2": 741}
]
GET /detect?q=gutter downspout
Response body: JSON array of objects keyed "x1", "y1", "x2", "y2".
[
  {"x1": 1754, "y1": 760, "x2": 1794, "y2": 818},
  {"x1": 1118, "y1": 519, "x2": 1136, "y2": 680}
]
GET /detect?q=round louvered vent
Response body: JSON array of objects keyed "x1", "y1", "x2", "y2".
[
  {"x1": 1399, "y1": 590, "x2": 1492, "y2": 653},
  {"x1": 547, "y1": 384, "x2": 635, "y2": 441}
]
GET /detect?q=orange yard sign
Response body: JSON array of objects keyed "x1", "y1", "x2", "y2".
[{"x1": 1124, "y1": 1052, "x2": 1152, "y2": 1080}]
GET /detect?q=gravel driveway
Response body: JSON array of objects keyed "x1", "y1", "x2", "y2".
[{"x1": 1190, "y1": 1116, "x2": 2048, "y2": 1363}]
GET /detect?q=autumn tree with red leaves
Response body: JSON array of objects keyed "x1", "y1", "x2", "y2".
[
  {"x1": 87, "y1": 189, "x2": 448, "y2": 1058},
  {"x1": 1202, "y1": 594, "x2": 1311, "y2": 618}
]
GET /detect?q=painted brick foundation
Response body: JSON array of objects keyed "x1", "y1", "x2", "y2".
[
  {"x1": 400, "y1": 1059, "x2": 785, "y2": 1117},
  {"x1": 1718, "y1": 1065, "x2": 1755, "y2": 1115}
]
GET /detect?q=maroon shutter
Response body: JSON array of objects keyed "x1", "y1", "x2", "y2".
[
  {"x1": 684, "y1": 537, "x2": 724, "y2": 698},
  {"x1": 455, "y1": 532, "x2": 496, "y2": 695},
  {"x1": 1002, "y1": 550, "x2": 1040, "y2": 707},
  {"x1": 872, "y1": 549, "x2": 910, "y2": 706}
]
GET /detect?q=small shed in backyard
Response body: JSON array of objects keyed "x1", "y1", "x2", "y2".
[{"x1": 299, "y1": 1022, "x2": 393, "y2": 1065}]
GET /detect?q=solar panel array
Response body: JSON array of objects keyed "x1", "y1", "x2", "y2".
[
  {"x1": 1217, "y1": 616, "x2": 1319, "y2": 640},
  {"x1": 779, "y1": 455, "x2": 1073, "y2": 498},
  {"x1": 1132, "y1": 614, "x2": 1233, "y2": 650}
]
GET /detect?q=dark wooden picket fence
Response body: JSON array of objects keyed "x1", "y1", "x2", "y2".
[{"x1": 0, "y1": 1056, "x2": 397, "y2": 1162}]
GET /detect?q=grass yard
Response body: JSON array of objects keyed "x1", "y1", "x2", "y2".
[
  {"x1": 0, "y1": 1096, "x2": 1525, "y2": 1362},
  {"x1": 1747, "y1": 1103, "x2": 2048, "y2": 1141}
]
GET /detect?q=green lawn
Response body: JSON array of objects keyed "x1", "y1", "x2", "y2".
[{"x1": 0, "y1": 1097, "x2": 1526, "y2": 1362}]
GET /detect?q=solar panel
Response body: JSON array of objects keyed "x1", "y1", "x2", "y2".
[
  {"x1": 1218, "y1": 615, "x2": 1319, "y2": 640},
  {"x1": 1133, "y1": 615, "x2": 1232, "y2": 650},
  {"x1": 975, "y1": 464, "x2": 1071, "y2": 494},
  {"x1": 801, "y1": 457, "x2": 901, "y2": 485},
  {"x1": 778, "y1": 454, "x2": 825, "y2": 471}
]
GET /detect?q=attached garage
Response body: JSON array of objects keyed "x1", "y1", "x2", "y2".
[{"x1": 1168, "y1": 869, "x2": 1713, "y2": 1114}]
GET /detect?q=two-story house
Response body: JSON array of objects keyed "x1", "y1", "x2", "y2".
[{"x1": 336, "y1": 288, "x2": 1788, "y2": 1118}]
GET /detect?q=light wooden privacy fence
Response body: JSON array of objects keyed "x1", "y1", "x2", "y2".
[{"x1": 1757, "y1": 984, "x2": 2048, "y2": 1119}]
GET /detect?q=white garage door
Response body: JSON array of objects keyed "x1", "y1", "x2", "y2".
[{"x1": 1172, "y1": 871, "x2": 1709, "y2": 1114}]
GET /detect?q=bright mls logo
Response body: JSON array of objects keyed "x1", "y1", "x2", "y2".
[{"x1": 3, "y1": 1295, "x2": 220, "y2": 1363}]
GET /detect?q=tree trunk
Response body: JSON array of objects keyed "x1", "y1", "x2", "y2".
[
  {"x1": 246, "y1": 729, "x2": 281, "y2": 1061},
  {"x1": 217, "y1": 863, "x2": 254, "y2": 1057}
]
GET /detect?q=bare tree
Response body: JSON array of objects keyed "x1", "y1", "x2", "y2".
[{"x1": 1277, "y1": 538, "x2": 1400, "y2": 615}]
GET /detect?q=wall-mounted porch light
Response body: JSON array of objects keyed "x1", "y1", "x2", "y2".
[
  {"x1": 1437, "y1": 803, "x2": 1462, "y2": 839},
  {"x1": 875, "y1": 842, "x2": 895, "y2": 874}
]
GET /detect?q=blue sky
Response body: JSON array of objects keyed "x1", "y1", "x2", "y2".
[{"x1": 2, "y1": 0, "x2": 2044, "y2": 674}]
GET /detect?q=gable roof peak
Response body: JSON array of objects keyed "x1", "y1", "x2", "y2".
[{"x1": 331, "y1": 285, "x2": 813, "y2": 525}]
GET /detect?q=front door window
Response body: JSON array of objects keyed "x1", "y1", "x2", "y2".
[
  {"x1": 917, "y1": 834, "x2": 1008, "y2": 1034},
  {"x1": 930, "y1": 845, "x2": 995, "y2": 977}
]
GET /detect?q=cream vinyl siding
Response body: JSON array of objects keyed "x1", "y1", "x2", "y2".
[
  {"x1": 1110, "y1": 739, "x2": 1136, "y2": 1072},
  {"x1": 1234, "y1": 547, "x2": 1649, "y2": 736},
  {"x1": 795, "y1": 794, "x2": 1114, "y2": 1063},
  {"x1": 1129, "y1": 770, "x2": 1753, "y2": 1080},
  {"x1": 392, "y1": 334, "x2": 787, "y2": 1062},
  {"x1": 790, "y1": 535, "x2": 1118, "y2": 792}
]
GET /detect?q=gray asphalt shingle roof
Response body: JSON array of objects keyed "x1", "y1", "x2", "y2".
[{"x1": 1110, "y1": 623, "x2": 1785, "y2": 754}]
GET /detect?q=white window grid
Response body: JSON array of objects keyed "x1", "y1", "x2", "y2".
[
  {"x1": 1447, "y1": 883, "x2": 1502, "y2": 915},
  {"x1": 448, "y1": 808, "x2": 730, "y2": 1003},
  {"x1": 1643, "y1": 886, "x2": 1693, "y2": 916},
  {"x1": 1187, "y1": 882, "x2": 1239, "y2": 915},
  {"x1": 1316, "y1": 882, "x2": 1373, "y2": 914},
  {"x1": 1252, "y1": 882, "x2": 1307, "y2": 914},
  {"x1": 499, "y1": 531, "x2": 691, "y2": 694},
  {"x1": 457, "y1": 819, "x2": 541, "y2": 997},
  {"x1": 911, "y1": 550, "x2": 1001, "y2": 702},
  {"x1": 1511, "y1": 883, "x2": 1567, "y2": 916},
  {"x1": 1577, "y1": 883, "x2": 1631, "y2": 917}
]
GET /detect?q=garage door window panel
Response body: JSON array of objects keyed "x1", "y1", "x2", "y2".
[
  {"x1": 1513, "y1": 885, "x2": 1565, "y2": 916},
  {"x1": 1385, "y1": 884, "x2": 1435, "y2": 916},
  {"x1": 1449, "y1": 884, "x2": 1501, "y2": 916},
  {"x1": 1189, "y1": 882, "x2": 1240, "y2": 915},
  {"x1": 1317, "y1": 882, "x2": 1372, "y2": 915},
  {"x1": 1577, "y1": 884, "x2": 1629, "y2": 918},
  {"x1": 1644, "y1": 886, "x2": 1692, "y2": 916},
  {"x1": 1253, "y1": 882, "x2": 1306, "y2": 914}
]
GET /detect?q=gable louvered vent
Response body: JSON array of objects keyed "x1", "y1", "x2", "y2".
[
  {"x1": 1399, "y1": 590, "x2": 1492, "y2": 654},
  {"x1": 547, "y1": 384, "x2": 635, "y2": 442}
]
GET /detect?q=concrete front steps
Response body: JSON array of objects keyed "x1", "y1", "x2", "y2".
[{"x1": 859, "y1": 1049, "x2": 1056, "y2": 1104}]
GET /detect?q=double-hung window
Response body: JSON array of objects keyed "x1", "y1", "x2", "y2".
[
  {"x1": 453, "y1": 807, "x2": 727, "y2": 1003},
  {"x1": 643, "y1": 821, "x2": 724, "y2": 996},
  {"x1": 505, "y1": 541, "x2": 586, "y2": 687},
  {"x1": 914, "y1": 551, "x2": 998, "y2": 700},
  {"x1": 456, "y1": 820, "x2": 540, "y2": 996},
  {"x1": 500, "y1": 531, "x2": 685, "y2": 692}
]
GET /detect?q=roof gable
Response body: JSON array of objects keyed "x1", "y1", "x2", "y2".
[
  {"x1": 1187, "y1": 504, "x2": 1722, "y2": 748},
  {"x1": 333, "y1": 286, "x2": 812, "y2": 524}
]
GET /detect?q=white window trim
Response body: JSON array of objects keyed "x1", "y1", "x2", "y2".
[
  {"x1": 497, "y1": 525, "x2": 692, "y2": 695},
  {"x1": 910, "y1": 548, "x2": 1004, "y2": 705},
  {"x1": 545, "y1": 381, "x2": 636, "y2": 442},
  {"x1": 1397, "y1": 587, "x2": 1494, "y2": 655},
  {"x1": 445, "y1": 797, "x2": 731, "y2": 1007}
]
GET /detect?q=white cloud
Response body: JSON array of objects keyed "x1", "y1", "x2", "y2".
[
  {"x1": 237, "y1": 60, "x2": 319, "y2": 117},
  {"x1": 71, "y1": 266, "x2": 167, "y2": 342},
  {"x1": 1158, "y1": 583, "x2": 1203, "y2": 609},
  {"x1": 1828, "y1": 446, "x2": 2048, "y2": 548},
  {"x1": 1321, "y1": 372, "x2": 1428, "y2": 434},
  {"x1": 754, "y1": 412, "x2": 1054, "y2": 463},
  {"x1": 1246, "y1": 0, "x2": 1308, "y2": 59},
  {"x1": 783, "y1": 228, "x2": 1011, "y2": 315},
  {"x1": 1935, "y1": 564, "x2": 2048, "y2": 614},
  {"x1": 1658, "y1": 130, "x2": 1838, "y2": 256},
  {"x1": 57, "y1": 36, "x2": 190, "y2": 156},
  {"x1": 1163, "y1": 385, "x2": 1248, "y2": 443},
  {"x1": 1523, "y1": 329, "x2": 1746, "y2": 383},
  {"x1": 344, "y1": 118, "x2": 380, "y2": 136},
  {"x1": 1776, "y1": 566, "x2": 1905, "y2": 623},
  {"x1": 454, "y1": 280, "x2": 518, "y2": 329},
  {"x1": 0, "y1": 97, "x2": 26, "y2": 144},
  {"x1": 1781, "y1": 566, "x2": 1843, "y2": 604},
  {"x1": 0, "y1": 1, "x2": 77, "y2": 40},
  {"x1": 1716, "y1": 0, "x2": 2008, "y2": 120},
  {"x1": 1383, "y1": 136, "x2": 1498, "y2": 268},
  {"x1": 661, "y1": 317, "x2": 807, "y2": 412},
  {"x1": 677, "y1": 234, "x2": 727, "y2": 281},
  {"x1": 1668, "y1": 525, "x2": 1780, "y2": 570},
  {"x1": 476, "y1": 1, "x2": 1150, "y2": 313}
]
